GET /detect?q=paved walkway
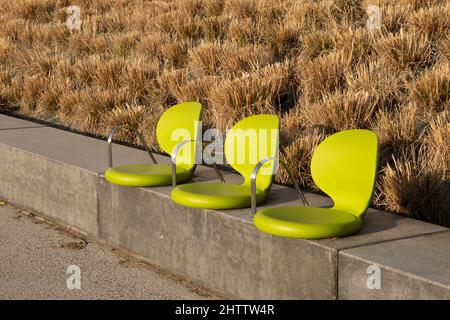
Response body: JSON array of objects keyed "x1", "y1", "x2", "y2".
[{"x1": 0, "y1": 202, "x2": 217, "y2": 299}]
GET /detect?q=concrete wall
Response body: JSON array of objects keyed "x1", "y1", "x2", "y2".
[
  {"x1": 0, "y1": 144, "x2": 99, "y2": 236},
  {"x1": 98, "y1": 181, "x2": 337, "y2": 299},
  {"x1": 1, "y1": 114, "x2": 449, "y2": 299},
  {"x1": 338, "y1": 231, "x2": 450, "y2": 299}
]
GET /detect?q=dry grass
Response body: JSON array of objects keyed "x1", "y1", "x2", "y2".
[{"x1": 0, "y1": 0, "x2": 448, "y2": 226}]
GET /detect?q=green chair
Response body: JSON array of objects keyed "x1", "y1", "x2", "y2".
[
  {"x1": 104, "y1": 101, "x2": 202, "y2": 187},
  {"x1": 253, "y1": 129, "x2": 379, "y2": 239},
  {"x1": 171, "y1": 114, "x2": 280, "y2": 209}
]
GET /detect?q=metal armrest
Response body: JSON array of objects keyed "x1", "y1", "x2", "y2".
[
  {"x1": 107, "y1": 125, "x2": 157, "y2": 168},
  {"x1": 250, "y1": 157, "x2": 309, "y2": 215},
  {"x1": 171, "y1": 140, "x2": 226, "y2": 187},
  {"x1": 171, "y1": 139, "x2": 198, "y2": 187}
]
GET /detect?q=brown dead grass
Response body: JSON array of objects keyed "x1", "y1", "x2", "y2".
[{"x1": 0, "y1": 0, "x2": 448, "y2": 226}]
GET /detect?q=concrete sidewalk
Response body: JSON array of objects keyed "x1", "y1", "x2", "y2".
[{"x1": 0, "y1": 202, "x2": 218, "y2": 300}]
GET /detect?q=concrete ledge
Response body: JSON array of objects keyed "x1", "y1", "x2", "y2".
[
  {"x1": 0, "y1": 144, "x2": 99, "y2": 236},
  {"x1": 339, "y1": 231, "x2": 450, "y2": 299},
  {"x1": 99, "y1": 181, "x2": 337, "y2": 299},
  {"x1": 0, "y1": 114, "x2": 449, "y2": 299}
]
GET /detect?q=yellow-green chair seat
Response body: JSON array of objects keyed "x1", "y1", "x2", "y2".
[
  {"x1": 254, "y1": 206, "x2": 362, "y2": 239},
  {"x1": 170, "y1": 114, "x2": 280, "y2": 210},
  {"x1": 171, "y1": 182, "x2": 266, "y2": 209},
  {"x1": 105, "y1": 101, "x2": 202, "y2": 187},
  {"x1": 105, "y1": 164, "x2": 191, "y2": 187},
  {"x1": 253, "y1": 129, "x2": 379, "y2": 239}
]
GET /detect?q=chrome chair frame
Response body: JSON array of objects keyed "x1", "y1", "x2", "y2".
[
  {"x1": 107, "y1": 125, "x2": 157, "y2": 168},
  {"x1": 251, "y1": 157, "x2": 309, "y2": 215},
  {"x1": 171, "y1": 140, "x2": 225, "y2": 187}
]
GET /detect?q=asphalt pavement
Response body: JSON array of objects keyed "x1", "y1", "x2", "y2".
[{"x1": 0, "y1": 201, "x2": 218, "y2": 300}]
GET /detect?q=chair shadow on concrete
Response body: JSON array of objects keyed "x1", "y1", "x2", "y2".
[
  {"x1": 263, "y1": 186, "x2": 304, "y2": 206},
  {"x1": 355, "y1": 209, "x2": 402, "y2": 236}
]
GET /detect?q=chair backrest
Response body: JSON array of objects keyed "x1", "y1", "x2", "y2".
[
  {"x1": 156, "y1": 101, "x2": 202, "y2": 171},
  {"x1": 310, "y1": 129, "x2": 379, "y2": 217},
  {"x1": 224, "y1": 114, "x2": 279, "y2": 192}
]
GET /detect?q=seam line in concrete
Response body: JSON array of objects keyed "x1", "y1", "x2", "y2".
[
  {"x1": 335, "y1": 249, "x2": 340, "y2": 300},
  {"x1": 96, "y1": 173, "x2": 101, "y2": 237}
]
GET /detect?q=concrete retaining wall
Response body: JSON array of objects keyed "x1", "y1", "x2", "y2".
[
  {"x1": 98, "y1": 181, "x2": 337, "y2": 299},
  {"x1": 0, "y1": 144, "x2": 99, "y2": 236},
  {"x1": 1, "y1": 114, "x2": 448, "y2": 299}
]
